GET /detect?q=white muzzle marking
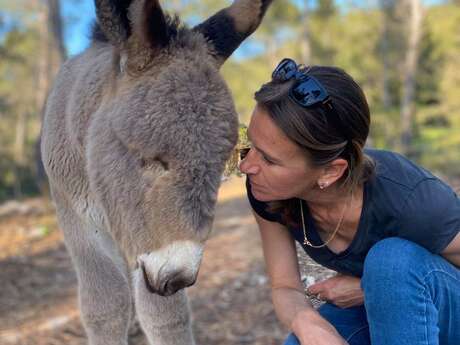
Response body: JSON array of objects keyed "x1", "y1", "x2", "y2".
[{"x1": 137, "y1": 240, "x2": 203, "y2": 295}]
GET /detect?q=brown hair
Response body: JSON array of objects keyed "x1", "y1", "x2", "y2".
[{"x1": 254, "y1": 64, "x2": 375, "y2": 225}]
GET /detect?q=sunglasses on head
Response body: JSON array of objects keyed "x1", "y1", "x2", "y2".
[
  {"x1": 271, "y1": 58, "x2": 351, "y2": 141},
  {"x1": 238, "y1": 59, "x2": 350, "y2": 166},
  {"x1": 272, "y1": 58, "x2": 332, "y2": 108}
]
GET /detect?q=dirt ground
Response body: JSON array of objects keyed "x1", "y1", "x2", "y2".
[{"x1": 0, "y1": 177, "x2": 333, "y2": 345}]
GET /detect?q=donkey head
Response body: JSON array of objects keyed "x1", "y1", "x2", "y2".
[{"x1": 88, "y1": 0, "x2": 272, "y2": 296}]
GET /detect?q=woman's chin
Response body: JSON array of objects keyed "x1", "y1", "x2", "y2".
[{"x1": 251, "y1": 187, "x2": 275, "y2": 202}]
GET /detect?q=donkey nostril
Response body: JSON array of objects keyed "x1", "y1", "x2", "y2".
[
  {"x1": 163, "y1": 277, "x2": 182, "y2": 296},
  {"x1": 163, "y1": 273, "x2": 196, "y2": 296}
]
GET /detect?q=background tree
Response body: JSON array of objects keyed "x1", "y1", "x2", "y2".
[
  {"x1": 35, "y1": 0, "x2": 66, "y2": 196},
  {"x1": 298, "y1": 0, "x2": 312, "y2": 64},
  {"x1": 400, "y1": 0, "x2": 424, "y2": 156},
  {"x1": 309, "y1": 0, "x2": 338, "y2": 64},
  {"x1": 0, "y1": 0, "x2": 459, "y2": 201},
  {"x1": 0, "y1": 0, "x2": 65, "y2": 198},
  {"x1": 378, "y1": 0, "x2": 397, "y2": 110}
]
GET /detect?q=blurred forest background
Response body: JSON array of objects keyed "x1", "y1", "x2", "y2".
[{"x1": 0, "y1": 0, "x2": 459, "y2": 202}]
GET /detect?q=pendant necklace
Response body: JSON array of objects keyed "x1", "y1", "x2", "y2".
[{"x1": 299, "y1": 195, "x2": 351, "y2": 248}]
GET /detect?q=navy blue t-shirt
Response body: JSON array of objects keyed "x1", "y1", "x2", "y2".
[{"x1": 246, "y1": 149, "x2": 460, "y2": 277}]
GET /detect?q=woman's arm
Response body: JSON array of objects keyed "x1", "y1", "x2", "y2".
[
  {"x1": 254, "y1": 212, "x2": 348, "y2": 345},
  {"x1": 255, "y1": 212, "x2": 311, "y2": 328},
  {"x1": 442, "y1": 232, "x2": 460, "y2": 267}
]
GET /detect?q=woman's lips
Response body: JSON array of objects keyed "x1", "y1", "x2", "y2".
[{"x1": 249, "y1": 179, "x2": 262, "y2": 189}]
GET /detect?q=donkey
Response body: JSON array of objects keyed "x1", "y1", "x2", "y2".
[{"x1": 40, "y1": 0, "x2": 273, "y2": 344}]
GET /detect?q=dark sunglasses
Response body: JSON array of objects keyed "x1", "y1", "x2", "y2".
[
  {"x1": 272, "y1": 58, "x2": 351, "y2": 141},
  {"x1": 272, "y1": 58, "x2": 332, "y2": 108}
]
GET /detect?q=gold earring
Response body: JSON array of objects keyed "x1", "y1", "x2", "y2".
[{"x1": 319, "y1": 182, "x2": 328, "y2": 189}]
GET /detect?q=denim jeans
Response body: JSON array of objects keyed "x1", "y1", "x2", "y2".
[{"x1": 283, "y1": 238, "x2": 460, "y2": 345}]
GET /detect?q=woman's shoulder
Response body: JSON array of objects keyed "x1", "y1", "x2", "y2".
[
  {"x1": 363, "y1": 149, "x2": 460, "y2": 254},
  {"x1": 364, "y1": 148, "x2": 437, "y2": 191},
  {"x1": 364, "y1": 148, "x2": 459, "y2": 221}
]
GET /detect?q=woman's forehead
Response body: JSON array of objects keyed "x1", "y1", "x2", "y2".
[{"x1": 248, "y1": 106, "x2": 302, "y2": 161}]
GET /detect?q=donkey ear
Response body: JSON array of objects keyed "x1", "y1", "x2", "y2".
[
  {"x1": 137, "y1": 0, "x2": 171, "y2": 49},
  {"x1": 95, "y1": 0, "x2": 133, "y2": 45},
  {"x1": 193, "y1": 0, "x2": 273, "y2": 66}
]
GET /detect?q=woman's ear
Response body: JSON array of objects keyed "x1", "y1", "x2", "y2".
[{"x1": 318, "y1": 159, "x2": 349, "y2": 188}]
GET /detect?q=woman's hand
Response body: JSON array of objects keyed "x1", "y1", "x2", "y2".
[
  {"x1": 292, "y1": 309, "x2": 349, "y2": 345},
  {"x1": 307, "y1": 274, "x2": 364, "y2": 308}
]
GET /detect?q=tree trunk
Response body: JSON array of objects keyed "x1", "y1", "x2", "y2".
[
  {"x1": 13, "y1": 110, "x2": 27, "y2": 198},
  {"x1": 35, "y1": 0, "x2": 66, "y2": 196},
  {"x1": 300, "y1": 1, "x2": 311, "y2": 65},
  {"x1": 400, "y1": 0, "x2": 423, "y2": 156},
  {"x1": 379, "y1": 0, "x2": 394, "y2": 109},
  {"x1": 35, "y1": 5, "x2": 49, "y2": 114},
  {"x1": 14, "y1": 111, "x2": 27, "y2": 165},
  {"x1": 47, "y1": 0, "x2": 66, "y2": 86}
]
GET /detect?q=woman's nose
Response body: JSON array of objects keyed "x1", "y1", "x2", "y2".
[{"x1": 239, "y1": 148, "x2": 259, "y2": 175}]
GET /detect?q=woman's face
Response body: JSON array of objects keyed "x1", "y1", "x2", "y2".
[{"x1": 239, "y1": 105, "x2": 322, "y2": 202}]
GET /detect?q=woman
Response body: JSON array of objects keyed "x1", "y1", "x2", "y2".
[{"x1": 239, "y1": 58, "x2": 460, "y2": 345}]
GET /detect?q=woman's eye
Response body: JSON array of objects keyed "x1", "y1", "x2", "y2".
[
  {"x1": 239, "y1": 147, "x2": 251, "y2": 161},
  {"x1": 262, "y1": 155, "x2": 275, "y2": 165}
]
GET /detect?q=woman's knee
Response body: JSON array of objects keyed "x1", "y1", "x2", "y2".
[{"x1": 362, "y1": 237, "x2": 430, "y2": 295}]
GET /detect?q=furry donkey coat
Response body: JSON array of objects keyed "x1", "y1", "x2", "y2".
[{"x1": 40, "y1": 0, "x2": 273, "y2": 344}]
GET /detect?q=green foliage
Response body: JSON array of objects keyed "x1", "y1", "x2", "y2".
[
  {"x1": 225, "y1": 2, "x2": 460, "y2": 177},
  {"x1": 256, "y1": 0, "x2": 301, "y2": 36},
  {"x1": 413, "y1": 4, "x2": 460, "y2": 176},
  {"x1": 416, "y1": 26, "x2": 442, "y2": 106},
  {"x1": 224, "y1": 124, "x2": 250, "y2": 178},
  {"x1": 221, "y1": 56, "x2": 273, "y2": 123},
  {"x1": 0, "y1": 152, "x2": 39, "y2": 200},
  {"x1": 314, "y1": 0, "x2": 337, "y2": 19},
  {"x1": 0, "y1": 1, "x2": 460, "y2": 201},
  {"x1": 0, "y1": 22, "x2": 42, "y2": 201}
]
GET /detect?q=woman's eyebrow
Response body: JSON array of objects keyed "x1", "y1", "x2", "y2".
[
  {"x1": 257, "y1": 147, "x2": 282, "y2": 164},
  {"x1": 247, "y1": 128, "x2": 283, "y2": 164}
]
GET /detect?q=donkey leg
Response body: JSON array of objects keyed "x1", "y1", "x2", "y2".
[
  {"x1": 56, "y1": 204, "x2": 132, "y2": 345},
  {"x1": 133, "y1": 269, "x2": 196, "y2": 345},
  {"x1": 77, "y1": 247, "x2": 133, "y2": 345}
]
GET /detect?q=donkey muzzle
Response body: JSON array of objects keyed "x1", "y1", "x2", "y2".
[
  {"x1": 137, "y1": 240, "x2": 203, "y2": 296},
  {"x1": 140, "y1": 261, "x2": 196, "y2": 296}
]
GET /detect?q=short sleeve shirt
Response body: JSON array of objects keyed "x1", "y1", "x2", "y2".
[{"x1": 246, "y1": 149, "x2": 460, "y2": 277}]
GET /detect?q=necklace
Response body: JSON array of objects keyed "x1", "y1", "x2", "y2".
[{"x1": 299, "y1": 195, "x2": 351, "y2": 248}]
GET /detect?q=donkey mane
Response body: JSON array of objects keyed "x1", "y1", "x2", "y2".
[
  {"x1": 91, "y1": 13, "x2": 184, "y2": 45},
  {"x1": 91, "y1": 22, "x2": 110, "y2": 43}
]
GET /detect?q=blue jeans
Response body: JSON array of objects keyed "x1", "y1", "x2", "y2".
[{"x1": 283, "y1": 238, "x2": 460, "y2": 345}]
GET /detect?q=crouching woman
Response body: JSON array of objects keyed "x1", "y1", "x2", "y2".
[{"x1": 239, "y1": 58, "x2": 460, "y2": 345}]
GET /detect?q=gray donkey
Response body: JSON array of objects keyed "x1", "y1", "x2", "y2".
[{"x1": 40, "y1": 0, "x2": 273, "y2": 344}]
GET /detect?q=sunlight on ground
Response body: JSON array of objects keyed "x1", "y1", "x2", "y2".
[
  {"x1": 218, "y1": 176, "x2": 247, "y2": 202},
  {"x1": 0, "y1": 175, "x2": 249, "y2": 261}
]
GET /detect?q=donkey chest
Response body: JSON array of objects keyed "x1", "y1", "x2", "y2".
[{"x1": 73, "y1": 197, "x2": 107, "y2": 231}]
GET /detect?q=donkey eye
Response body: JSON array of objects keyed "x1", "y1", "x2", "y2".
[
  {"x1": 139, "y1": 157, "x2": 169, "y2": 171},
  {"x1": 157, "y1": 157, "x2": 169, "y2": 170}
]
